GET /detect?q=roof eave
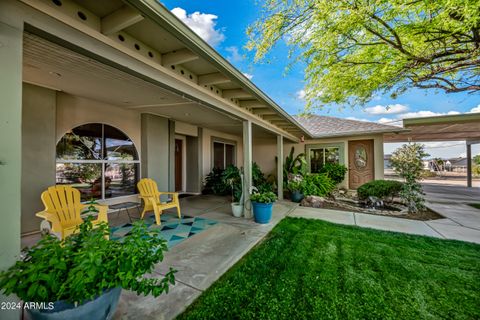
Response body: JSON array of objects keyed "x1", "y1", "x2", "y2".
[
  {"x1": 124, "y1": 0, "x2": 311, "y2": 137},
  {"x1": 310, "y1": 128, "x2": 409, "y2": 139}
]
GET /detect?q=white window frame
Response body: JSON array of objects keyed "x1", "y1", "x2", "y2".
[
  {"x1": 211, "y1": 138, "x2": 236, "y2": 170},
  {"x1": 56, "y1": 123, "x2": 140, "y2": 201}
]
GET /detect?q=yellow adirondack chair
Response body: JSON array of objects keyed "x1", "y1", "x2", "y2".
[
  {"x1": 36, "y1": 186, "x2": 109, "y2": 240},
  {"x1": 137, "y1": 178, "x2": 181, "y2": 225}
]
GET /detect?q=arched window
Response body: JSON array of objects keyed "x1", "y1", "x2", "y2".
[{"x1": 56, "y1": 123, "x2": 140, "y2": 201}]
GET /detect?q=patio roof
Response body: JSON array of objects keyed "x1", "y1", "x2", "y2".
[
  {"x1": 294, "y1": 115, "x2": 406, "y2": 139},
  {"x1": 20, "y1": 0, "x2": 310, "y2": 140},
  {"x1": 384, "y1": 113, "x2": 480, "y2": 142}
]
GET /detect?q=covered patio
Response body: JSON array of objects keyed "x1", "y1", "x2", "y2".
[{"x1": 385, "y1": 113, "x2": 480, "y2": 187}]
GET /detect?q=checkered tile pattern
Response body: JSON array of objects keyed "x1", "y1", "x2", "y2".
[{"x1": 110, "y1": 213, "x2": 218, "y2": 247}]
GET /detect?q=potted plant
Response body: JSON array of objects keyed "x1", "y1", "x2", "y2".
[
  {"x1": 287, "y1": 180, "x2": 304, "y2": 203},
  {"x1": 0, "y1": 216, "x2": 175, "y2": 320},
  {"x1": 250, "y1": 191, "x2": 278, "y2": 224},
  {"x1": 223, "y1": 165, "x2": 244, "y2": 217},
  {"x1": 286, "y1": 174, "x2": 305, "y2": 203}
]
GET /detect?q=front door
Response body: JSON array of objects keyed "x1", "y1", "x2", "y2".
[
  {"x1": 348, "y1": 139, "x2": 374, "y2": 189},
  {"x1": 175, "y1": 139, "x2": 182, "y2": 191}
]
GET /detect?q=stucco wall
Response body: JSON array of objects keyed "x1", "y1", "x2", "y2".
[
  {"x1": 141, "y1": 114, "x2": 171, "y2": 191},
  {"x1": 21, "y1": 83, "x2": 57, "y2": 234},
  {"x1": 56, "y1": 93, "x2": 141, "y2": 150}
]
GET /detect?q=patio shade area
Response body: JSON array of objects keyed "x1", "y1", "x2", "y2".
[
  {"x1": 384, "y1": 113, "x2": 480, "y2": 187},
  {"x1": 384, "y1": 113, "x2": 480, "y2": 142}
]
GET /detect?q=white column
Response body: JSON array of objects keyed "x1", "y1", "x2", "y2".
[
  {"x1": 277, "y1": 135, "x2": 284, "y2": 200},
  {"x1": 243, "y1": 120, "x2": 253, "y2": 218},
  {"x1": 467, "y1": 142, "x2": 472, "y2": 188},
  {"x1": 0, "y1": 20, "x2": 23, "y2": 320}
]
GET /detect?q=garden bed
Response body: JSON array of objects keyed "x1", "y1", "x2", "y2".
[{"x1": 321, "y1": 201, "x2": 443, "y2": 221}]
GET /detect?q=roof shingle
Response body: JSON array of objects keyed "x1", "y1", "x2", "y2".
[{"x1": 294, "y1": 115, "x2": 404, "y2": 138}]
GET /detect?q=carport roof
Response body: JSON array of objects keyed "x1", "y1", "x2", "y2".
[{"x1": 384, "y1": 113, "x2": 480, "y2": 142}]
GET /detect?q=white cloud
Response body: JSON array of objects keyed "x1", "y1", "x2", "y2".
[
  {"x1": 365, "y1": 104, "x2": 409, "y2": 115},
  {"x1": 171, "y1": 7, "x2": 225, "y2": 47},
  {"x1": 468, "y1": 105, "x2": 480, "y2": 113},
  {"x1": 225, "y1": 46, "x2": 243, "y2": 62},
  {"x1": 296, "y1": 89, "x2": 306, "y2": 100},
  {"x1": 399, "y1": 110, "x2": 460, "y2": 119},
  {"x1": 377, "y1": 117, "x2": 401, "y2": 125},
  {"x1": 346, "y1": 116, "x2": 370, "y2": 122},
  {"x1": 243, "y1": 73, "x2": 253, "y2": 80}
]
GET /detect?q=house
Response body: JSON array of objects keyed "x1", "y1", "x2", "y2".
[{"x1": 0, "y1": 0, "x2": 402, "y2": 275}]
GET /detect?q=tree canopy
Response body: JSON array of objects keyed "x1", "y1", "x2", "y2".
[{"x1": 247, "y1": 0, "x2": 480, "y2": 108}]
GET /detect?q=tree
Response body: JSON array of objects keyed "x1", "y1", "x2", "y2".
[
  {"x1": 390, "y1": 143, "x2": 429, "y2": 213},
  {"x1": 247, "y1": 0, "x2": 480, "y2": 108},
  {"x1": 473, "y1": 154, "x2": 480, "y2": 165}
]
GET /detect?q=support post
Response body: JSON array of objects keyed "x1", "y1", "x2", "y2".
[
  {"x1": 0, "y1": 21, "x2": 22, "y2": 320},
  {"x1": 243, "y1": 120, "x2": 253, "y2": 218},
  {"x1": 168, "y1": 120, "x2": 175, "y2": 191},
  {"x1": 277, "y1": 135, "x2": 284, "y2": 200},
  {"x1": 467, "y1": 142, "x2": 472, "y2": 188}
]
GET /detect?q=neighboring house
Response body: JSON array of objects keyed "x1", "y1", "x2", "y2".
[{"x1": 0, "y1": 0, "x2": 401, "y2": 254}]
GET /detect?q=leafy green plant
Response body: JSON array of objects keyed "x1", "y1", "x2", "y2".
[
  {"x1": 0, "y1": 216, "x2": 176, "y2": 304},
  {"x1": 283, "y1": 147, "x2": 307, "y2": 184},
  {"x1": 390, "y1": 143, "x2": 429, "y2": 213},
  {"x1": 223, "y1": 165, "x2": 242, "y2": 202},
  {"x1": 301, "y1": 174, "x2": 335, "y2": 197},
  {"x1": 203, "y1": 167, "x2": 228, "y2": 195},
  {"x1": 286, "y1": 180, "x2": 303, "y2": 192},
  {"x1": 252, "y1": 162, "x2": 274, "y2": 193},
  {"x1": 319, "y1": 163, "x2": 348, "y2": 184},
  {"x1": 357, "y1": 180, "x2": 404, "y2": 203},
  {"x1": 250, "y1": 192, "x2": 278, "y2": 204},
  {"x1": 473, "y1": 165, "x2": 480, "y2": 177}
]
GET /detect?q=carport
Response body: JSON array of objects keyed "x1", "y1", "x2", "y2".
[{"x1": 384, "y1": 113, "x2": 480, "y2": 187}]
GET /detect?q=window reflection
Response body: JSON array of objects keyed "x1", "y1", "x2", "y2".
[
  {"x1": 56, "y1": 163, "x2": 102, "y2": 201},
  {"x1": 310, "y1": 147, "x2": 340, "y2": 173},
  {"x1": 56, "y1": 124, "x2": 139, "y2": 200},
  {"x1": 104, "y1": 163, "x2": 139, "y2": 198},
  {"x1": 56, "y1": 124, "x2": 102, "y2": 160}
]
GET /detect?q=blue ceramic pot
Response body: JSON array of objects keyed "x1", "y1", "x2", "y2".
[
  {"x1": 252, "y1": 202, "x2": 274, "y2": 224},
  {"x1": 27, "y1": 287, "x2": 122, "y2": 320},
  {"x1": 290, "y1": 190, "x2": 304, "y2": 203}
]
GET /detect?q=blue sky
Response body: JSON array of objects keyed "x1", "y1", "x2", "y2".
[{"x1": 161, "y1": 1, "x2": 480, "y2": 158}]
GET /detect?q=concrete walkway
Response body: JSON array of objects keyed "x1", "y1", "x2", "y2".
[
  {"x1": 113, "y1": 196, "x2": 296, "y2": 320},
  {"x1": 290, "y1": 183, "x2": 480, "y2": 245},
  {"x1": 290, "y1": 207, "x2": 480, "y2": 244}
]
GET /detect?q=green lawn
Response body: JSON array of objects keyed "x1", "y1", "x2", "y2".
[
  {"x1": 179, "y1": 218, "x2": 480, "y2": 319},
  {"x1": 469, "y1": 203, "x2": 480, "y2": 210}
]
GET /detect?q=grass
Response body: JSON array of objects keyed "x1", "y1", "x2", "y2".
[
  {"x1": 179, "y1": 217, "x2": 480, "y2": 320},
  {"x1": 469, "y1": 203, "x2": 480, "y2": 210}
]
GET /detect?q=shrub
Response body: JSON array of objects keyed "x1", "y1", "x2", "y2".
[
  {"x1": 319, "y1": 163, "x2": 348, "y2": 184},
  {"x1": 223, "y1": 165, "x2": 242, "y2": 202},
  {"x1": 0, "y1": 217, "x2": 175, "y2": 304},
  {"x1": 357, "y1": 180, "x2": 403, "y2": 202},
  {"x1": 253, "y1": 162, "x2": 274, "y2": 193},
  {"x1": 301, "y1": 173, "x2": 335, "y2": 196},
  {"x1": 283, "y1": 147, "x2": 307, "y2": 184},
  {"x1": 390, "y1": 143, "x2": 429, "y2": 213},
  {"x1": 250, "y1": 191, "x2": 277, "y2": 204},
  {"x1": 203, "y1": 167, "x2": 228, "y2": 195}
]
